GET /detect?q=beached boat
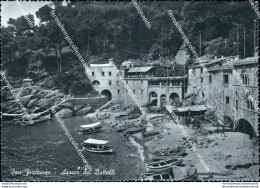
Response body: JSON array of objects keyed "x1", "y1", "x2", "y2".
[
  {"x1": 146, "y1": 157, "x2": 183, "y2": 172},
  {"x1": 140, "y1": 166, "x2": 197, "y2": 181},
  {"x1": 142, "y1": 130, "x2": 160, "y2": 138},
  {"x1": 115, "y1": 114, "x2": 127, "y2": 120},
  {"x1": 83, "y1": 138, "x2": 113, "y2": 154},
  {"x1": 115, "y1": 126, "x2": 127, "y2": 132},
  {"x1": 77, "y1": 122, "x2": 102, "y2": 133},
  {"x1": 127, "y1": 114, "x2": 140, "y2": 120},
  {"x1": 97, "y1": 113, "x2": 110, "y2": 120},
  {"x1": 2, "y1": 113, "x2": 23, "y2": 121},
  {"x1": 149, "y1": 147, "x2": 186, "y2": 161},
  {"x1": 126, "y1": 127, "x2": 146, "y2": 135},
  {"x1": 20, "y1": 114, "x2": 50, "y2": 126}
]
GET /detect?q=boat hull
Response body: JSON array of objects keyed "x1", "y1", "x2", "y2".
[
  {"x1": 149, "y1": 148, "x2": 186, "y2": 161},
  {"x1": 84, "y1": 147, "x2": 113, "y2": 154},
  {"x1": 146, "y1": 158, "x2": 183, "y2": 173}
]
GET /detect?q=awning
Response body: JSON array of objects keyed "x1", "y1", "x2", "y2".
[
  {"x1": 80, "y1": 122, "x2": 101, "y2": 128},
  {"x1": 83, "y1": 138, "x2": 108, "y2": 145},
  {"x1": 176, "y1": 105, "x2": 207, "y2": 112},
  {"x1": 128, "y1": 66, "x2": 153, "y2": 73}
]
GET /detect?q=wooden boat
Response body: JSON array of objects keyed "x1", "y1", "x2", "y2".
[
  {"x1": 97, "y1": 113, "x2": 110, "y2": 120},
  {"x1": 115, "y1": 126, "x2": 127, "y2": 132},
  {"x1": 127, "y1": 114, "x2": 140, "y2": 120},
  {"x1": 149, "y1": 147, "x2": 186, "y2": 161},
  {"x1": 142, "y1": 130, "x2": 160, "y2": 138},
  {"x1": 20, "y1": 114, "x2": 50, "y2": 126},
  {"x1": 2, "y1": 113, "x2": 23, "y2": 121},
  {"x1": 115, "y1": 114, "x2": 127, "y2": 120},
  {"x1": 146, "y1": 157, "x2": 183, "y2": 172},
  {"x1": 126, "y1": 127, "x2": 146, "y2": 135},
  {"x1": 140, "y1": 166, "x2": 197, "y2": 181},
  {"x1": 83, "y1": 138, "x2": 113, "y2": 154},
  {"x1": 77, "y1": 122, "x2": 102, "y2": 133}
]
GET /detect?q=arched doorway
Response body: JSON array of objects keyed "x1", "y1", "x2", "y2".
[
  {"x1": 149, "y1": 91, "x2": 157, "y2": 106},
  {"x1": 224, "y1": 115, "x2": 234, "y2": 129},
  {"x1": 234, "y1": 119, "x2": 256, "y2": 139},
  {"x1": 101, "y1": 89, "x2": 112, "y2": 100},
  {"x1": 160, "y1": 94, "x2": 167, "y2": 107},
  {"x1": 92, "y1": 80, "x2": 100, "y2": 86},
  {"x1": 169, "y1": 93, "x2": 180, "y2": 107}
]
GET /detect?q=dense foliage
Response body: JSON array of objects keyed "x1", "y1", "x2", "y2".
[{"x1": 1, "y1": 1, "x2": 257, "y2": 95}]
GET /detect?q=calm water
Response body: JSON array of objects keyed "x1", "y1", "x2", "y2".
[{"x1": 1, "y1": 116, "x2": 145, "y2": 181}]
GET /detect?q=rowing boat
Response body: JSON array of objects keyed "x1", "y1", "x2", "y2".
[
  {"x1": 126, "y1": 127, "x2": 146, "y2": 135},
  {"x1": 146, "y1": 157, "x2": 183, "y2": 172},
  {"x1": 83, "y1": 138, "x2": 113, "y2": 154},
  {"x1": 149, "y1": 147, "x2": 186, "y2": 161},
  {"x1": 77, "y1": 122, "x2": 102, "y2": 134},
  {"x1": 142, "y1": 130, "x2": 160, "y2": 138},
  {"x1": 140, "y1": 166, "x2": 197, "y2": 181}
]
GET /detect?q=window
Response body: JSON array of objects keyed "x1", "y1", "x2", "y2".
[
  {"x1": 133, "y1": 90, "x2": 136, "y2": 94},
  {"x1": 92, "y1": 72, "x2": 94, "y2": 76},
  {"x1": 126, "y1": 81, "x2": 128, "y2": 84},
  {"x1": 201, "y1": 77, "x2": 203, "y2": 83},
  {"x1": 116, "y1": 80, "x2": 120, "y2": 86},
  {"x1": 226, "y1": 96, "x2": 229, "y2": 104},
  {"x1": 141, "y1": 90, "x2": 144, "y2": 95},
  {"x1": 109, "y1": 71, "x2": 112, "y2": 76},
  {"x1": 109, "y1": 80, "x2": 112, "y2": 85},
  {"x1": 236, "y1": 100, "x2": 238, "y2": 110},
  {"x1": 200, "y1": 67, "x2": 203, "y2": 73},
  {"x1": 192, "y1": 68, "x2": 196, "y2": 75},
  {"x1": 209, "y1": 75, "x2": 212, "y2": 83},
  {"x1": 224, "y1": 75, "x2": 229, "y2": 84},
  {"x1": 118, "y1": 90, "x2": 120, "y2": 94},
  {"x1": 102, "y1": 72, "x2": 105, "y2": 76},
  {"x1": 242, "y1": 71, "x2": 249, "y2": 85}
]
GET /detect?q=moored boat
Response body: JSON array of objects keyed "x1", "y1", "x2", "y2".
[
  {"x1": 127, "y1": 114, "x2": 140, "y2": 120},
  {"x1": 77, "y1": 122, "x2": 102, "y2": 133},
  {"x1": 149, "y1": 147, "x2": 186, "y2": 161},
  {"x1": 140, "y1": 166, "x2": 197, "y2": 181},
  {"x1": 20, "y1": 113, "x2": 50, "y2": 126},
  {"x1": 97, "y1": 113, "x2": 110, "y2": 120},
  {"x1": 142, "y1": 130, "x2": 160, "y2": 138},
  {"x1": 2, "y1": 113, "x2": 23, "y2": 121},
  {"x1": 115, "y1": 126, "x2": 127, "y2": 132},
  {"x1": 126, "y1": 127, "x2": 146, "y2": 135},
  {"x1": 146, "y1": 157, "x2": 183, "y2": 172},
  {"x1": 83, "y1": 138, "x2": 113, "y2": 154}
]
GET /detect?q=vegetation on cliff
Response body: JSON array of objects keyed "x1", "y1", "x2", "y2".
[{"x1": 1, "y1": 1, "x2": 257, "y2": 94}]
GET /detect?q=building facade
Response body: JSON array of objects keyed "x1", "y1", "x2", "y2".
[{"x1": 188, "y1": 56, "x2": 259, "y2": 138}]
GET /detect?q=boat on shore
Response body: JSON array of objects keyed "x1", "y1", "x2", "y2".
[
  {"x1": 115, "y1": 114, "x2": 128, "y2": 120},
  {"x1": 2, "y1": 113, "x2": 24, "y2": 121},
  {"x1": 127, "y1": 114, "x2": 140, "y2": 120},
  {"x1": 83, "y1": 138, "x2": 113, "y2": 154},
  {"x1": 77, "y1": 122, "x2": 102, "y2": 133},
  {"x1": 97, "y1": 113, "x2": 110, "y2": 120},
  {"x1": 126, "y1": 127, "x2": 146, "y2": 135},
  {"x1": 140, "y1": 166, "x2": 197, "y2": 181},
  {"x1": 149, "y1": 147, "x2": 186, "y2": 161},
  {"x1": 146, "y1": 157, "x2": 183, "y2": 172},
  {"x1": 19, "y1": 114, "x2": 51, "y2": 126},
  {"x1": 115, "y1": 126, "x2": 127, "y2": 132},
  {"x1": 142, "y1": 130, "x2": 160, "y2": 138}
]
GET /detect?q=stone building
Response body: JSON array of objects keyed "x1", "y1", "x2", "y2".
[
  {"x1": 86, "y1": 60, "x2": 188, "y2": 108},
  {"x1": 188, "y1": 55, "x2": 259, "y2": 138}
]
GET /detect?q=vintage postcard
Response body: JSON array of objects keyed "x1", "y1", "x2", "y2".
[{"x1": 1, "y1": 0, "x2": 259, "y2": 184}]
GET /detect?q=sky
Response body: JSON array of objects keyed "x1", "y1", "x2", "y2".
[{"x1": 1, "y1": 1, "x2": 51, "y2": 27}]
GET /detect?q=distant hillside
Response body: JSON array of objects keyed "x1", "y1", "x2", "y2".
[{"x1": 1, "y1": 1, "x2": 257, "y2": 95}]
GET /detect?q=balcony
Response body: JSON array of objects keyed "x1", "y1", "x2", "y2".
[{"x1": 124, "y1": 75, "x2": 151, "y2": 79}]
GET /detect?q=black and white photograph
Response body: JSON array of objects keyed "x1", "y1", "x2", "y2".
[{"x1": 1, "y1": 0, "x2": 259, "y2": 185}]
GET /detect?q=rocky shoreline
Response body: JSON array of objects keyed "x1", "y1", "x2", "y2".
[{"x1": 2, "y1": 86, "x2": 108, "y2": 119}]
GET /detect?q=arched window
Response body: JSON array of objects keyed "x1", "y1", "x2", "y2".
[{"x1": 242, "y1": 70, "x2": 249, "y2": 85}]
